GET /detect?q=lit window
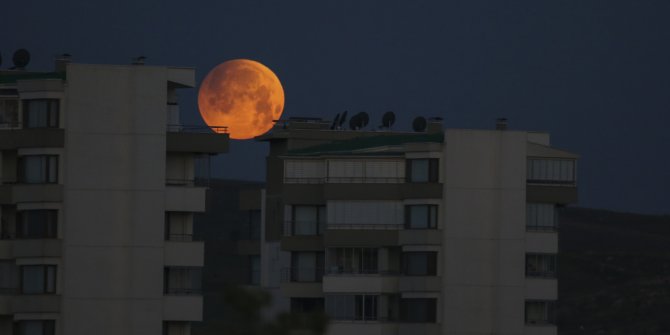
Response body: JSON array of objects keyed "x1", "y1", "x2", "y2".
[
  {"x1": 23, "y1": 99, "x2": 59, "y2": 128},
  {"x1": 164, "y1": 267, "x2": 202, "y2": 295},
  {"x1": 400, "y1": 298, "x2": 437, "y2": 323},
  {"x1": 16, "y1": 210, "x2": 57, "y2": 239},
  {"x1": 405, "y1": 205, "x2": 438, "y2": 229},
  {"x1": 526, "y1": 254, "x2": 557, "y2": 278},
  {"x1": 18, "y1": 155, "x2": 58, "y2": 184},
  {"x1": 525, "y1": 300, "x2": 556, "y2": 325},
  {"x1": 15, "y1": 320, "x2": 55, "y2": 335},
  {"x1": 402, "y1": 252, "x2": 437, "y2": 276},
  {"x1": 406, "y1": 158, "x2": 438, "y2": 182},
  {"x1": 20, "y1": 265, "x2": 56, "y2": 294},
  {"x1": 325, "y1": 294, "x2": 378, "y2": 321},
  {"x1": 526, "y1": 203, "x2": 558, "y2": 231}
]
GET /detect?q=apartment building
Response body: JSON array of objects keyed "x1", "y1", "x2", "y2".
[
  {"x1": 0, "y1": 60, "x2": 229, "y2": 335},
  {"x1": 257, "y1": 117, "x2": 577, "y2": 335}
]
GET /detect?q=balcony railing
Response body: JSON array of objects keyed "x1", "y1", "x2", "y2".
[
  {"x1": 280, "y1": 267, "x2": 325, "y2": 283},
  {"x1": 167, "y1": 124, "x2": 228, "y2": 133},
  {"x1": 164, "y1": 287, "x2": 202, "y2": 295},
  {"x1": 327, "y1": 223, "x2": 403, "y2": 230},
  {"x1": 324, "y1": 267, "x2": 399, "y2": 276}
]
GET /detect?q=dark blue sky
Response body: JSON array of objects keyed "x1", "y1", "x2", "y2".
[{"x1": 3, "y1": 0, "x2": 669, "y2": 214}]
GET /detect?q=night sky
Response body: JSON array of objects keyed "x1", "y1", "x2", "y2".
[{"x1": 2, "y1": 0, "x2": 669, "y2": 215}]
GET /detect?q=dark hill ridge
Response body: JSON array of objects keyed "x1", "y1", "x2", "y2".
[{"x1": 558, "y1": 207, "x2": 670, "y2": 334}]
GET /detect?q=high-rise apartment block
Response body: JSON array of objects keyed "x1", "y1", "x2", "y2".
[
  {"x1": 0, "y1": 60, "x2": 228, "y2": 335},
  {"x1": 257, "y1": 117, "x2": 577, "y2": 335}
]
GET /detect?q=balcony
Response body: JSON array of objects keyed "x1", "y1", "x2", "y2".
[
  {"x1": 165, "y1": 185, "x2": 206, "y2": 212},
  {"x1": 322, "y1": 273, "x2": 400, "y2": 293},
  {"x1": 166, "y1": 124, "x2": 229, "y2": 154},
  {"x1": 163, "y1": 295, "x2": 203, "y2": 321},
  {"x1": 164, "y1": 241, "x2": 204, "y2": 267},
  {"x1": 0, "y1": 183, "x2": 63, "y2": 204},
  {"x1": 324, "y1": 225, "x2": 400, "y2": 247},
  {"x1": 0, "y1": 127, "x2": 64, "y2": 150}
]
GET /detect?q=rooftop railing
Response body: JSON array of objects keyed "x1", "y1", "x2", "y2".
[{"x1": 166, "y1": 124, "x2": 228, "y2": 133}]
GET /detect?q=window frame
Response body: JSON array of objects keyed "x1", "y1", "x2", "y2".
[
  {"x1": 290, "y1": 205, "x2": 326, "y2": 236},
  {"x1": 163, "y1": 266, "x2": 202, "y2": 295},
  {"x1": 399, "y1": 298, "x2": 437, "y2": 323},
  {"x1": 20, "y1": 265, "x2": 57, "y2": 295},
  {"x1": 290, "y1": 251, "x2": 325, "y2": 283},
  {"x1": 14, "y1": 320, "x2": 56, "y2": 335},
  {"x1": 525, "y1": 300, "x2": 557, "y2": 325},
  {"x1": 525, "y1": 253, "x2": 557, "y2": 278},
  {"x1": 17, "y1": 155, "x2": 59, "y2": 184},
  {"x1": 16, "y1": 209, "x2": 58, "y2": 239},
  {"x1": 402, "y1": 251, "x2": 437, "y2": 276},
  {"x1": 405, "y1": 158, "x2": 439, "y2": 183},
  {"x1": 404, "y1": 204, "x2": 438, "y2": 229},
  {"x1": 22, "y1": 99, "x2": 60, "y2": 129}
]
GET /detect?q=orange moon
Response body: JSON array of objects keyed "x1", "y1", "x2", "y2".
[{"x1": 198, "y1": 59, "x2": 285, "y2": 140}]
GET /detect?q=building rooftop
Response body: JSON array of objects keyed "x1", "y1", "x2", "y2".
[{"x1": 286, "y1": 131, "x2": 444, "y2": 156}]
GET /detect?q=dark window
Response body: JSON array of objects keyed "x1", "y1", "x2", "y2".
[
  {"x1": 526, "y1": 254, "x2": 557, "y2": 278},
  {"x1": 20, "y1": 265, "x2": 56, "y2": 294},
  {"x1": 525, "y1": 300, "x2": 557, "y2": 325},
  {"x1": 325, "y1": 295, "x2": 378, "y2": 321},
  {"x1": 249, "y1": 255, "x2": 260, "y2": 286},
  {"x1": 526, "y1": 203, "x2": 558, "y2": 231},
  {"x1": 405, "y1": 205, "x2": 438, "y2": 229},
  {"x1": 164, "y1": 212, "x2": 193, "y2": 241},
  {"x1": 163, "y1": 267, "x2": 202, "y2": 295},
  {"x1": 18, "y1": 155, "x2": 58, "y2": 184},
  {"x1": 162, "y1": 321, "x2": 190, "y2": 335},
  {"x1": 16, "y1": 210, "x2": 57, "y2": 239},
  {"x1": 400, "y1": 298, "x2": 437, "y2": 322},
  {"x1": 290, "y1": 205, "x2": 326, "y2": 236},
  {"x1": 406, "y1": 159, "x2": 438, "y2": 183},
  {"x1": 290, "y1": 252, "x2": 325, "y2": 282},
  {"x1": 527, "y1": 159, "x2": 575, "y2": 184},
  {"x1": 23, "y1": 99, "x2": 59, "y2": 128},
  {"x1": 402, "y1": 252, "x2": 437, "y2": 276},
  {"x1": 291, "y1": 298, "x2": 325, "y2": 313},
  {"x1": 0, "y1": 98, "x2": 19, "y2": 126},
  {"x1": 327, "y1": 248, "x2": 378, "y2": 274},
  {"x1": 14, "y1": 320, "x2": 55, "y2": 335}
]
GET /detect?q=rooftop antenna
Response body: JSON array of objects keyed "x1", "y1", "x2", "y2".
[
  {"x1": 381, "y1": 111, "x2": 396, "y2": 129},
  {"x1": 412, "y1": 116, "x2": 427, "y2": 132},
  {"x1": 330, "y1": 112, "x2": 341, "y2": 130},
  {"x1": 12, "y1": 49, "x2": 30, "y2": 70},
  {"x1": 339, "y1": 110, "x2": 348, "y2": 128}
]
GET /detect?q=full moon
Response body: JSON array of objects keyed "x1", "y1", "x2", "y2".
[{"x1": 198, "y1": 59, "x2": 285, "y2": 140}]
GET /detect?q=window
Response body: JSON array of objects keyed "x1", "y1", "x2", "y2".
[
  {"x1": 527, "y1": 159, "x2": 575, "y2": 184},
  {"x1": 525, "y1": 300, "x2": 556, "y2": 325},
  {"x1": 291, "y1": 298, "x2": 325, "y2": 313},
  {"x1": 18, "y1": 155, "x2": 58, "y2": 184},
  {"x1": 327, "y1": 201, "x2": 403, "y2": 229},
  {"x1": 526, "y1": 254, "x2": 557, "y2": 278},
  {"x1": 164, "y1": 212, "x2": 193, "y2": 241},
  {"x1": 327, "y1": 248, "x2": 378, "y2": 274},
  {"x1": 326, "y1": 159, "x2": 405, "y2": 183},
  {"x1": 325, "y1": 295, "x2": 378, "y2": 321},
  {"x1": 16, "y1": 210, "x2": 57, "y2": 239},
  {"x1": 164, "y1": 267, "x2": 202, "y2": 295},
  {"x1": 526, "y1": 203, "x2": 558, "y2": 231},
  {"x1": 406, "y1": 158, "x2": 438, "y2": 182},
  {"x1": 400, "y1": 298, "x2": 437, "y2": 322},
  {"x1": 405, "y1": 205, "x2": 438, "y2": 229},
  {"x1": 0, "y1": 98, "x2": 19, "y2": 127},
  {"x1": 290, "y1": 205, "x2": 326, "y2": 236},
  {"x1": 290, "y1": 252, "x2": 324, "y2": 282},
  {"x1": 402, "y1": 252, "x2": 437, "y2": 276},
  {"x1": 284, "y1": 160, "x2": 324, "y2": 183},
  {"x1": 14, "y1": 320, "x2": 55, "y2": 335},
  {"x1": 0, "y1": 260, "x2": 18, "y2": 293},
  {"x1": 20, "y1": 265, "x2": 56, "y2": 294},
  {"x1": 23, "y1": 99, "x2": 59, "y2": 128},
  {"x1": 163, "y1": 321, "x2": 190, "y2": 335},
  {"x1": 250, "y1": 255, "x2": 260, "y2": 286}
]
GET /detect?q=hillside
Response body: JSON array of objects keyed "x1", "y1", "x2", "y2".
[{"x1": 558, "y1": 207, "x2": 670, "y2": 334}]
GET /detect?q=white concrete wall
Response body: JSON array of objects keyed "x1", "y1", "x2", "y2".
[
  {"x1": 61, "y1": 64, "x2": 169, "y2": 335},
  {"x1": 443, "y1": 129, "x2": 527, "y2": 335}
]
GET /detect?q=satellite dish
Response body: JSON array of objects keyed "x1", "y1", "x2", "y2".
[
  {"x1": 339, "y1": 110, "x2": 348, "y2": 127},
  {"x1": 330, "y1": 113, "x2": 341, "y2": 130},
  {"x1": 13, "y1": 49, "x2": 30, "y2": 69},
  {"x1": 349, "y1": 113, "x2": 360, "y2": 130},
  {"x1": 360, "y1": 112, "x2": 369, "y2": 128},
  {"x1": 382, "y1": 111, "x2": 396, "y2": 128},
  {"x1": 412, "y1": 116, "x2": 427, "y2": 132}
]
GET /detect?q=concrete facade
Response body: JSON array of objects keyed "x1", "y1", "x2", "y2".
[
  {"x1": 257, "y1": 118, "x2": 577, "y2": 335},
  {"x1": 0, "y1": 62, "x2": 229, "y2": 334}
]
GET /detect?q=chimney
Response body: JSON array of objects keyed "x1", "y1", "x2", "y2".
[
  {"x1": 54, "y1": 53, "x2": 72, "y2": 72},
  {"x1": 496, "y1": 118, "x2": 508, "y2": 130},
  {"x1": 132, "y1": 56, "x2": 146, "y2": 65}
]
